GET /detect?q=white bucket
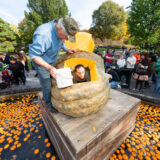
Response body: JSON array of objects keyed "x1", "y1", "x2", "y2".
[{"x1": 56, "y1": 68, "x2": 73, "y2": 88}]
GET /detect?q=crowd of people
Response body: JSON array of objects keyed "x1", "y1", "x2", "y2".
[
  {"x1": 1, "y1": 48, "x2": 160, "y2": 95},
  {"x1": 96, "y1": 48, "x2": 160, "y2": 94},
  {"x1": 0, "y1": 51, "x2": 29, "y2": 89}
]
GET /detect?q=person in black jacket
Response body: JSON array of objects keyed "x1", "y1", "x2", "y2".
[
  {"x1": 8, "y1": 57, "x2": 25, "y2": 85},
  {"x1": 106, "y1": 66, "x2": 121, "y2": 89},
  {"x1": 2, "y1": 52, "x2": 10, "y2": 65}
]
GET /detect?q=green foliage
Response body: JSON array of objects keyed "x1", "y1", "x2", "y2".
[
  {"x1": 0, "y1": 18, "x2": 18, "y2": 53},
  {"x1": 20, "y1": 0, "x2": 69, "y2": 44},
  {"x1": 18, "y1": 18, "x2": 34, "y2": 44},
  {"x1": 127, "y1": 0, "x2": 160, "y2": 46},
  {"x1": 89, "y1": 0, "x2": 127, "y2": 41}
]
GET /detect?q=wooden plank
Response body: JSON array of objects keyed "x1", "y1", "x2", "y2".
[
  {"x1": 39, "y1": 96, "x2": 77, "y2": 159},
  {"x1": 82, "y1": 104, "x2": 138, "y2": 160},
  {"x1": 54, "y1": 90, "x2": 140, "y2": 157},
  {"x1": 39, "y1": 89, "x2": 141, "y2": 160}
]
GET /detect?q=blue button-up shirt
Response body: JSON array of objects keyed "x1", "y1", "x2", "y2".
[{"x1": 29, "y1": 20, "x2": 67, "y2": 64}]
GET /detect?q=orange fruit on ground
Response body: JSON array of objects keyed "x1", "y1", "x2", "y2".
[
  {"x1": 122, "y1": 154, "x2": 128, "y2": 160},
  {"x1": 35, "y1": 129, "x2": 39, "y2": 133},
  {"x1": 46, "y1": 152, "x2": 51, "y2": 158},
  {"x1": 23, "y1": 137, "x2": 28, "y2": 141},
  {"x1": 10, "y1": 145, "x2": 16, "y2": 151},
  {"x1": 51, "y1": 156, "x2": 56, "y2": 160},
  {"x1": 17, "y1": 143, "x2": 21, "y2": 148},
  {"x1": 34, "y1": 149, "x2": 39, "y2": 154},
  {"x1": 120, "y1": 149, "x2": 125, "y2": 154},
  {"x1": 44, "y1": 138, "x2": 49, "y2": 143},
  {"x1": 4, "y1": 144, "x2": 9, "y2": 149},
  {"x1": 38, "y1": 135, "x2": 41, "y2": 139},
  {"x1": 46, "y1": 142, "x2": 51, "y2": 148}
]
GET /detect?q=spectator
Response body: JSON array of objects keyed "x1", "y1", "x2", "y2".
[
  {"x1": 151, "y1": 53, "x2": 158, "y2": 83},
  {"x1": 105, "y1": 51, "x2": 113, "y2": 69},
  {"x1": 106, "y1": 66, "x2": 121, "y2": 89},
  {"x1": 17, "y1": 53, "x2": 25, "y2": 66},
  {"x1": 120, "y1": 52, "x2": 136, "y2": 88},
  {"x1": 113, "y1": 52, "x2": 120, "y2": 60},
  {"x1": 153, "y1": 57, "x2": 160, "y2": 94},
  {"x1": 117, "y1": 55, "x2": 126, "y2": 69},
  {"x1": 0, "y1": 57, "x2": 3, "y2": 71},
  {"x1": 124, "y1": 49, "x2": 130, "y2": 60},
  {"x1": 111, "y1": 59, "x2": 118, "y2": 69},
  {"x1": 110, "y1": 49, "x2": 115, "y2": 57},
  {"x1": 122, "y1": 46, "x2": 127, "y2": 54},
  {"x1": 126, "y1": 52, "x2": 136, "y2": 69},
  {"x1": 8, "y1": 57, "x2": 25, "y2": 85},
  {"x1": 17, "y1": 53, "x2": 26, "y2": 81},
  {"x1": 2, "y1": 70, "x2": 11, "y2": 87},
  {"x1": 102, "y1": 50, "x2": 106, "y2": 58},
  {"x1": 20, "y1": 50, "x2": 29, "y2": 72},
  {"x1": 134, "y1": 51, "x2": 140, "y2": 64},
  {"x1": 2, "y1": 52, "x2": 10, "y2": 65},
  {"x1": 144, "y1": 55, "x2": 153, "y2": 88},
  {"x1": 133, "y1": 54, "x2": 149, "y2": 91},
  {"x1": 72, "y1": 64, "x2": 90, "y2": 83}
]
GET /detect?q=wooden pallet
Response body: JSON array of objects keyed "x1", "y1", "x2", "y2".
[{"x1": 38, "y1": 89, "x2": 140, "y2": 160}]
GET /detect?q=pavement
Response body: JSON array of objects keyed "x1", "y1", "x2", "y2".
[
  {"x1": 118, "y1": 74, "x2": 160, "y2": 105},
  {"x1": 0, "y1": 70, "x2": 41, "y2": 96},
  {"x1": 0, "y1": 69, "x2": 159, "y2": 104}
]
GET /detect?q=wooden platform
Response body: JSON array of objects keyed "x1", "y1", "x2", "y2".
[{"x1": 38, "y1": 89, "x2": 141, "y2": 160}]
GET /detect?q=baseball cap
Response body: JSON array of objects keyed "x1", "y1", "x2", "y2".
[{"x1": 58, "y1": 17, "x2": 79, "y2": 42}]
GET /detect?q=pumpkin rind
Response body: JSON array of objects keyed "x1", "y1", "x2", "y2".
[{"x1": 51, "y1": 52, "x2": 111, "y2": 117}]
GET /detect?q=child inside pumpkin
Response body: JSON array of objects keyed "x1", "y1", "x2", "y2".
[{"x1": 72, "y1": 64, "x2": 91, "y2": 83}]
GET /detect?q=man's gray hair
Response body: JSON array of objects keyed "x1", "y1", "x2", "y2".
[{"x1": 57, "y1": 18, "x2": 67, "y2": 35}]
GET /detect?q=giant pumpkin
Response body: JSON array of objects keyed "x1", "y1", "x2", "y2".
[{"x1": 51, "y1": 52, "x2": 111, "y2": 117}]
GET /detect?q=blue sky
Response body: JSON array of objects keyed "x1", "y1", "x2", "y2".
[{"x1": 0, "y1": 0, "x2": 132, "y2": 29}]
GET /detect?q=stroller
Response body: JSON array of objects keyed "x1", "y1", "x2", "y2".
[{"x1": 1, "y1": 68, "x2": 12, "y2": 88}]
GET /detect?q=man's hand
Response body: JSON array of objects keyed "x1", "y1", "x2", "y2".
[
  {"x1": 66, "y1": 49, "x2": 76, "y2": 54},
  {"x1": 33, "y1": 57, "x2": 57, "y2": 79},
  {"x1": 48, "y1": 66, "x2": 57, "y2": 79}
]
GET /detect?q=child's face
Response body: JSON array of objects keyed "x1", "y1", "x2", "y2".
[{"x1": 76, "y1": 67, "x2": 85, "y2": 79}]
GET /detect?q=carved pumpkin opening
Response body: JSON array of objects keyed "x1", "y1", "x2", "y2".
[{"x1": 64, "y1": 58, "x2": 100, "y2": 81}]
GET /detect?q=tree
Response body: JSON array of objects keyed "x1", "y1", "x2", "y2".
[
  {"x1": 21, "y1": 0, "x2": 69, "y2": 44},
  {"x1": 25, "y1": 0, "x2": 68, "y2": 29},
  {"x1": 18, "y1": 18, "x2": 34, "y2": 44},
  {"x1": 89, "y1": 0, "x2": 127, "y2": 41},
  {"x1": 0, "y1": 18, "x2": 18, "y2": 53},
  {"x1": 120, "y1": 21, "x2": 130, "y2": 44},
  {"x1": 127, "y1": 0, "x2": 160, "y2": 47},
  {"x1": 10, "y1": 24, "x2": 20, "y2": 37}
]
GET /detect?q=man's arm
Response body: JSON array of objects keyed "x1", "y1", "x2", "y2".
[
  {"x1": 29, "y1": 34, "x2": 57, "y2": 79},
  {"x1": 61, "y1": 42, "x2": 76, "y2": 54},
  {"x1": 32, "y1": 57, "x2": 57, "y2": 78}
]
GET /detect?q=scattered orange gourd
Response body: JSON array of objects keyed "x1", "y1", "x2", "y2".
[
  {"x1": 34, "y1": 149, "x2": 39, "y2": 154},
  {"x1": 0, "y1": 95, "x2": 160, "y2": 159},
  {"x1": 46, "y1": 152, "x2": 51, "y2": 158}
]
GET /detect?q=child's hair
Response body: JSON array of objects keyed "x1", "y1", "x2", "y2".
[{"x1": 75, "y1": 64, "x2": 85, "y2": 71}]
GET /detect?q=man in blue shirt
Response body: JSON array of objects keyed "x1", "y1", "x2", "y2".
[{"x1": 29, "y1": 17, "x2": 79, "y2": 113}]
